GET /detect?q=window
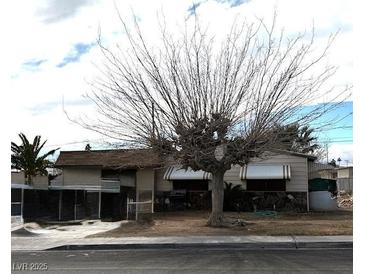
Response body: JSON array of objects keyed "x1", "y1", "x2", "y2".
[
  {"x1": 101, "y1": 169, "x2": 120, "y2": 179},
  {"x1": 173, "y1": 180, "x2": 209, "y2": 191},
  {"x1": 11, "y1": 189, "x2": 22, "y2": 203},
  {"x1": 246, "y1": 179, "x2": 286, "y2": 191},
  {"x1": 11, "y1": 189, "x2": 22, "y2": 216}
]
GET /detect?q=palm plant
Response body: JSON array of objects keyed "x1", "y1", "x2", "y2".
[
  {"x1": 11, "y1": 133, "x2": 59, "y2": 185},
  {"x1": 295, "y1": 126, "x2": 320, "y2": 154},
  {"x1": 273, "y1": 124, "x2": 320, "y2": 154},
  {"x1": 224, "y1": 182, "x2": 244, "y2": 211}
]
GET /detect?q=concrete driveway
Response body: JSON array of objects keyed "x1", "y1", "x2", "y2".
[{"x1": 12, "y1": 220, "x2": 123, "y2": 238}]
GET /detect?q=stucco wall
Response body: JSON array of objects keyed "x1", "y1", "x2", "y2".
[
  {"x1": 11, "y1": 171, "x2": 48, "y2": 189},
  {"x1": 11, "y1": 172, "x2": 25, "y2": 185},
  {"x1": 33, "y1": 176, "x2": 49, "y2": 189},
  {"x1": 62, "y1": 168, "x2": 101, "y2": 186},
  {"x1": 224, "y1": 165, "x2": 243, "y2": 187},
  {"x1": 337, "y1": 168, "x2": 353, "y2": 179},
  {"x1": 155, "y1": 168, "x2": 172, "y2": 192},
  {"x1": 136, "y1": 168, "x2": 155, "y2": 202},
  {"x1": 136, "y1": 168, "x2": 155, "y2": 191}
]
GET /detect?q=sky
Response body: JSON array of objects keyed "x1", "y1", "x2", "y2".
[{"x1": 2, "y1": 0, "x2": 353, "y2": 164}]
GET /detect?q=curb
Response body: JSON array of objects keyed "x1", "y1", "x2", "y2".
[
  {"x1": 295, "y1": 241, "x2": 352, "y2": 249},
  {"x1": 46, "y1": 241, "x2": 352, "y2": 251}
]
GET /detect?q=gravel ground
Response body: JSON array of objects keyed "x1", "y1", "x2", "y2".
[{"x1": 87, "y1": 210, "x2": 353, "y2": 238}]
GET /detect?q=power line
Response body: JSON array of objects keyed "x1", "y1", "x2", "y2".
[
  {"x1": 318, "y1": 139, "x2": 353, "y2": 143},
  {"x1": 308, "y1": 112, "x2": 353, "y2": 126},
  {"x1": 44, "y1": 139, "x2": 106, "y2": 148},
  {"x1": 322, "y1": 136, "x2": 353, "y2": 140},
  {"x1": 318, "y1": 126, "x2": 353, "y2": 131}
]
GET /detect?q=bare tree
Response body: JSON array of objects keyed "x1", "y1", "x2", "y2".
[{"x1": 73, "y1": 13, "x2": 350, "y2": 226}]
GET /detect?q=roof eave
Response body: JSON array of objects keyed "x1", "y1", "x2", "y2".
[{"x1": 269, "y1": 149, "x2": 317, "y2": 160}]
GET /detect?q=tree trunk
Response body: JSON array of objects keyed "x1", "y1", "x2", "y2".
[
  {"x1": 207, "y1": 170, "x2": 225, "y2": 227},
  {"x1": 25, "y1": 174, "x2": 32, "y2": 185}
]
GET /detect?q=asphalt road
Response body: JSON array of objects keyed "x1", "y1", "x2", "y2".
[{"x1": 12, "y1": 248, "x2": 353, "y2": 274}]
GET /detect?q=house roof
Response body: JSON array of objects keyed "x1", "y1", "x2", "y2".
[
  {"x1": 311, "y1": 163, "x2": 337, "y2": 171},
  {"x1": 270, "y1": 149, "x2": 317, "y2": 160},
  {"x1": 54, "y1": 149, "x2": 161, "y2": 169},
  {"x1": 336, "y1": 166, "x2": 353, "y2": 170},
  {"x1": 54, "y1": 147, "x2": 316, "y2": 170}
]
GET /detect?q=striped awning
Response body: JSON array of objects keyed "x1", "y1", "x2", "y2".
[
  {"x1": 164, "y1": 166, "x2": 212, "y2": 181},
  {"x1": 240, "y1": 165, "x2": 291, "y2": 180}
]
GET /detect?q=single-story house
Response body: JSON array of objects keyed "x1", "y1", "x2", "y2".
[{"x1": 12, "y1": 148, "x2": 322, "y2": 221}]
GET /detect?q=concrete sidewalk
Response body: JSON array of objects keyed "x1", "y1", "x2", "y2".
[
  {"x1": 11, "y1": 220, "x2": 352, "y2": 251},
  {"x1": 12, "y1": 235, "x2": 353, "y2": 251}
]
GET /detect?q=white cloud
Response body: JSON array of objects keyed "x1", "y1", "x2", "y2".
[
  {"x1": 35, "y1": 0, "x2": 97, "y2": 24},
  {"x1": 10, "y1": 102, "x2": 109, "y2": 151},
  {"x1": 2, "y1": 0, "x2": 353, "y2": 151},
  {"x1": 328, "y1": 143, "x2": 353, "y2": 165}
]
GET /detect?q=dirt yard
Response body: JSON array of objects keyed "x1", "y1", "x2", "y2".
[{"x1": 87, "y1": 210, "x2": 352, "y2": 238}]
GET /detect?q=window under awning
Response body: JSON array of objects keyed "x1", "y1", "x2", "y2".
[
  {"x1": 240, "y1": 165, "x2": 291, "y2": 180},
  {"x1": 164, "y1": 166, "x2": 212, "y2": 181}
]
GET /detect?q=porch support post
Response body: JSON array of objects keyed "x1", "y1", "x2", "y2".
[
  {"x1": 152, "y1": 191, "x2": 154, "y2": 213},
  {"x1": 135, "y1": 178, "x2": 138, "y2": 221},
  {"x1": 74, "y1": 190, "x2": 77, "y2": 220},
  {"x1": 98, "y1": 191, "x2": 101, "y2": 219},
  {"x1": 152, "y1": 176, "x2": 154, "y2": 214},
  {"x1": 21, "y1": 188, "x2": 24, "y2": 223},
  {"x1": 135, "y1": 202, "x2": 138, "y2": 221},
  {"x1": 126, "y1": 198, "x2": 129, "y2": 220},
  {"x1": 58, "y1": 190, "x2": 63, "y2": 221}
]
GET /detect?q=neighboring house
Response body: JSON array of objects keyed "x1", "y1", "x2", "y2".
[
  {"x1": 307, "y1": 163, "x2": 353, "y2": 193},
  {"x1": 336, "y1": 166, "x2": 353, "y2": 193},
  {"x1": 308, "y1": 163, "x2": 337, "y2": 180},
  {"x1": 307, "y1": 163, "x2": 343, "y2": 211},
  {"x1": 337, "y1": 166, "x2": 353, "y2": 178},
  {"x1": 13, "y1": 148, "x2": 320, "y2": 221}
]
